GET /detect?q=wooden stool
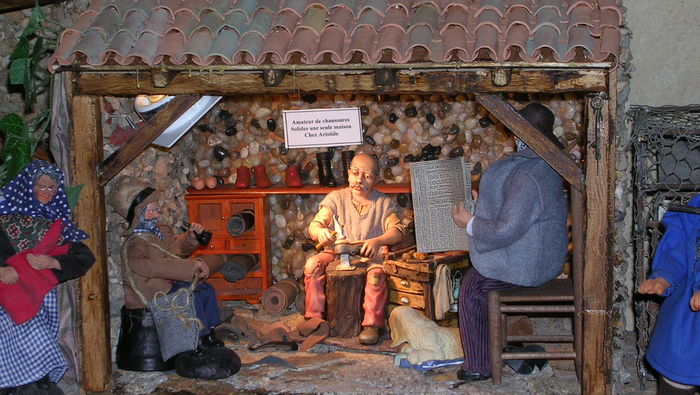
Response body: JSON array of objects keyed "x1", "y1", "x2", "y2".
[{"x1": 326, "y1": 259, "x2": 366, "y2": 338}]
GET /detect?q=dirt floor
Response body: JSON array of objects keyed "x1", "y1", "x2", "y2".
[{"x1": 108, "y1": 302, "x2": 656, "y2": 395}]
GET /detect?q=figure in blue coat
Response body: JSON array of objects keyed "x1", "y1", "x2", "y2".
[{"x1": 638, "y1": 193, "x2": 700, "y2": 394}]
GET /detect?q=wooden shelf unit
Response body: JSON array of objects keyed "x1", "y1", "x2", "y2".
[{"x1": 186, "y1": 183, "x2": 411, "y2": 303}]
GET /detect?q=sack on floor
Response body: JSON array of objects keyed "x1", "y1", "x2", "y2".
[{"x1": 149, "y1": 287, "x2": 201, "y2": 360}]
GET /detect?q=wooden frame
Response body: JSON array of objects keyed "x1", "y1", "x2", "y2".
[{"x1": 63, "y1": 63, "x2": 616, "y2": 394}]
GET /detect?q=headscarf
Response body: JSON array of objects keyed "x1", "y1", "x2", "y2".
[
  {"x1": 132, "y1": 206, "x2": 163, "y2": 240},
  {"x1": 0, "y1": 160, "x2": 88, "y2": 242}
]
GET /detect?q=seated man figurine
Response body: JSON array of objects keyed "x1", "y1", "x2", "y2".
[
  {"x1": 304, "y1": 153, "x2": 405, "y2": 344},
  {"x1": 109, "y1": 176, "x2": 225, "y2": 371}
]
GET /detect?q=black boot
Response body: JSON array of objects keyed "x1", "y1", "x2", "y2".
[
  {"x1": 316, "y1": 152, "x2": 337, "y2": 187},
  {"x1": 116, "y1": 306, "x2": 174, "y2": 371},
  {"x1": 199, "y1": 327, "x2": 224, "y2": 350},
  {"x1": 658, "y1": 377, "x2": 697, "y2": 395},
  {"x1": 340, "y1": 150, "x2": 355, "y2": 185}
]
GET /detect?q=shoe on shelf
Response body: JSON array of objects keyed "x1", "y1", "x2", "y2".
[
  {"x1": 456, "y1": 368, "x2": 491, "y2": 382},
  {"x1": 285, "y1": 164, "x2": 303, "y2": 187},
  {"x1": 358, "y1": 326, "x2": 380, "y2": 345},
  {"x1": 234, "y1": 166, "x2": 251, "y2": 188},
  {"x1": 253, "y1": 164, "x2": 272, "y2": 188}
]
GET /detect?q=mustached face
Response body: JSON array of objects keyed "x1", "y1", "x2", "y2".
[{"x1": 347, "y1": 155, "x2": 378, "y2": 196}]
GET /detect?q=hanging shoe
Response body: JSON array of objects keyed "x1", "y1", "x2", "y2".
[
  {"x1": 234, "y1": 166, "x2": 251, "y2": 188},
  {"x1": 253, "y1": 164, "x2": 272, "y2": 188},
  {"x1": 316, "y1": 152, "x2": 337, "y2": 187},
  {"x1": 285, "y1": 164, "x2": 303, "y2": 187}
]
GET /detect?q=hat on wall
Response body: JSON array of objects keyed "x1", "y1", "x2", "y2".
[
  {"x1": 109, "y1": 175, "x2": 161, "y2": 233},
  {"x1": 517, "y1": 103, "x2": 564, "y2": 149}
]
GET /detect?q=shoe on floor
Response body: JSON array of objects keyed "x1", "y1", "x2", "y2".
[
  {"x1": 504, "y1": 344, "x2": 548, "y2": 375},
  {"x1": 199, "y1": 329, "x2": 224, "y2": 349},
  {"x1": 358, "y1": 326, "x2": 380, "y2": 345},
  {"x1": 456, "y1": 368, "x2": 491, "y2": 382}
]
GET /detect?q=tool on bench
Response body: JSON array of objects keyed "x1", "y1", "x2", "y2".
[
  {"x1": 331, "y1": 215, "x2": 365, "y2": 271},
  {"x1": 313, "y1": 215, "x2": 364, "y2": 271}
]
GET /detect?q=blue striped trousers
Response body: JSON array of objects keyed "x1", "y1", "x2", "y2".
[{"x1": 458, "y1": 268, "x2": 518, "y2": 375}]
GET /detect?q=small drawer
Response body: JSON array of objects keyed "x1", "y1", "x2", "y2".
[
  {"x1": 388, "y1": 291, "x2": 426, "y2": 310},
  {"x1": 229, "y1": 237, "x2": 260, "y2": 251},
  {"x1": 204, "y1": 237, "x2": 227, "y2": 251},
  {"x1": 388, "y1": 275, "x2": 425, "y2": 294}
]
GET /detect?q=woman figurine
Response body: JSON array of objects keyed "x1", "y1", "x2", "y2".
[
  {"x1": 638, "y1": 194, "x2": 700, "y2": 394},
  {"x1": 0, "y1": 160, "x2": 95, "y2": 394},
  {"x1": 109, "y1": 175, "x2": 224, "y2": 371}
]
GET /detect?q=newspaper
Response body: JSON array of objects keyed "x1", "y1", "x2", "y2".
[{"x1": 410, "y1": 157, "x2": 473, "y2": 253}]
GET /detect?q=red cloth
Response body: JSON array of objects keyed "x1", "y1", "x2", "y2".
[{"x1": 0, "y1": 219, "x2": 68, "y2": 324}]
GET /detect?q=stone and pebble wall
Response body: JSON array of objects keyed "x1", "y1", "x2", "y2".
[{"x1": 178, "y1": 93, "x2": 583, "y2": 280}]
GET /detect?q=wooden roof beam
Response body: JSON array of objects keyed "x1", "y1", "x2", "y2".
[
  {"x1": 75, "y1": 68, "x2": 608, "y2": 96},
  {"x1": 98, "y1": 95, "x2": 199, "y2": 186},
  {"x1": 475, "y1": 94, "x2": 584, "y2": 192}
]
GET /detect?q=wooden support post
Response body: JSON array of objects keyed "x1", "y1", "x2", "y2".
[
  {"x1": 67, "y1": 74, "x2": 111, "y2": 392},
  {"x1": 582, "y1": 91, "x2": 614, "y2": 395},
  {"x1": 326, "y1": 261, "x2": 365, "y2": 338},
  {"x1": 570, "y1": 188, "x2": 585, "y2": 381}
]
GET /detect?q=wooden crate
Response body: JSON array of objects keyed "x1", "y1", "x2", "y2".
[{"x1": 384, "y1": 251, "x2": 469, "y2": 321}]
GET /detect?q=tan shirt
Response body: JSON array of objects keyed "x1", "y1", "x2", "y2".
[{"x1": 312, "y1": 188, "x2": 404, "y2": 241}]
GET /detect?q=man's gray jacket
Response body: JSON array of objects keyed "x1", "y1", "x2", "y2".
[{"x1": 469, "y1": 148, "x2": 567, "y2": 286}]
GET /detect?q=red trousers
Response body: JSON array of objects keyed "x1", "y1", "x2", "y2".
[{"x1": 303, "y1": 250, "x2": 387, "y2": 328}]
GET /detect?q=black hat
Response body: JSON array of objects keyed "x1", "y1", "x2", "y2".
[{"x1": 517, "y1": 103, "x2": 563, "y2": 149}]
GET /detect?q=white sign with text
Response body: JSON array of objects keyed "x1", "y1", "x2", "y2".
[{"x1": 283, "y1": 107, "x2": 363, "y2": 149}]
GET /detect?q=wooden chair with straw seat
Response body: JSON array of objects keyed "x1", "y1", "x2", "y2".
[{"x1": 486, "y1": 191, "x2": 584, "y2": 385}]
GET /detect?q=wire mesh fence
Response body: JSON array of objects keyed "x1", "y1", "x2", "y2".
[{"x1": 629, "y1": 105, "x2": 700, "y2": 387}]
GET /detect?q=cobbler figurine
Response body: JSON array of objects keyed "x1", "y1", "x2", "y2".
[{"x1": 304, "y1": 153, "x2": 404, "y2": 345}]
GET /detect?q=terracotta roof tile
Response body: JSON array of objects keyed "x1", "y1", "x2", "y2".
[
  {"x1": 348, "y1": 25, "x2": 378, "y2": 62},
  {"x1": 280, "y1": 0, "x2": 308, "y2": 18},
  {"x1": 411, "y1": 3, "x2": 440, "y2": 33},
  {"x1": 49, "y1": 0, "x2": 622, "y2": 70},
  {"x1": 383, "y1": 5, "x2": 408, "y2": 30},
  {"x1": 317, "y1": 26, "x2": 347, "y2": 62},
  {"x1": 92, "y1": 6, "x2": 121, "y2": 37},
  {"x1": 155, "y1": 29, "x2": 186, "y2": 63},
  {"x1": 209, "y1": 27, "x2": 241, "y2": 60},
  {"x1": 223, "y1": 10, "x2": 248, "y2": 34},
  {"x1": 248, "y1": 10, "x2": 274, "y2": 34},
  {"x1": 198, "y1": 9, "x2": 225, "y2": 35},
  {"x1": 327, "y1": 6, "x2": 355, "y2": 32},
  {"x1": 119, "y1": 10, "x2": 148, "y2": 39},
  {"x1": 208, "y1": 0, "x2": 234, "y2": 15},
  {"x1": 173, "y1": 11, "x2": 200, "y2": 38}
]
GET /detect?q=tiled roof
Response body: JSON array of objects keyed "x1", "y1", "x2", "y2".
[{"x1": 49, "y1": 0, "x2": 622, "y2": 70}]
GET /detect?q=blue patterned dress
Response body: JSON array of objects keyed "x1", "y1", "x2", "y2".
[{"x1": 0, "y1": 161, "x2": 93, "y2": 389}]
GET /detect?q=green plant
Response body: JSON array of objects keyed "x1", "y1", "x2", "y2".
[{"x1": 0, "y1": 5, "x2": 60, "y2": 186}]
